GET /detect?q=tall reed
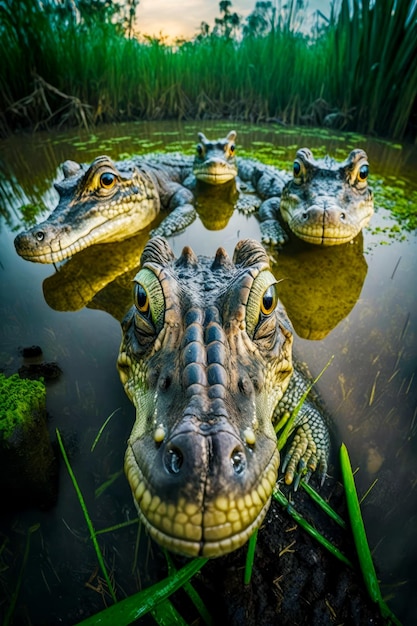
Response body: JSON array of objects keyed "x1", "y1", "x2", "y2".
[{"x1": 0, "y1": 0, "x2": 415, "y2": 140}]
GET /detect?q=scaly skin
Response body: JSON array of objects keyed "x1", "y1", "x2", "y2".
[
  {"x1": 14, "y1": 155, "x2": 195, "y2": 263},
  {"x1": 117, "y1": 237, "x2": 330, "y2": 558},
  {"x1": 243, "y1": 148, "x2": 374, "y2": 246}
]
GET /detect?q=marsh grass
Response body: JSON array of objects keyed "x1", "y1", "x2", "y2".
[
  {"x1": 0, "y1": 0, "x2": 415, "y2": 139},
  {"x1": 56, "y1": 426, "x2": 210, "y2": 625}
]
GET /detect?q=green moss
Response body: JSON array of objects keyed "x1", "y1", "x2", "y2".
[{"x1": 0, "y1": 374, "x2": 46, "y2": 441}]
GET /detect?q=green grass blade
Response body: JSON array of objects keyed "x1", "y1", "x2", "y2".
[
  {"x1": 91, "y1": 408, "x2": 120, "y2": 452},
  {"x1": 56, "y1": 428, "x2": 117, "y2": 604},
  {"x1": 151, "y1": 599, "x2": 188, "y2": 625},
  {"x1": 273, "y1": 487, "x2": 353, "y2": 568},
  {"x1": 300, "y1": 481, "x2": 347, "y2": 529},
  {"x1": 95, "y1": 470, "x2": 123, "y2": 498},
  {"x1": 75, "y1": 557, "x2": 208, "y2": 626},
  {"x1": 181, "y1": 579, "x2": 214, "y2": 626},
  {"x1": 340, "y1": 443, "x2": 402, "y2": 625},
  {"x1": 3, "y1": 524, "x2": 39, "y2": 626},
  {"x1": 163, "y1": 551, "x2": 213, "y2": 626},
  {"x1": 244, "y1": 528, "x2": 258, "y2": 585},
  {"x1": 95, "y1": 517, "x2": 141, "y2": 536}
]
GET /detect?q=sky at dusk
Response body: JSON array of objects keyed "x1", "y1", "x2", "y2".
[{"x1": 135, "y1": 0, "x2": 332, "y2": 41}]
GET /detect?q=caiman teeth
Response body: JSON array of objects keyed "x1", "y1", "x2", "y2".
[{"x1": 125, "y1": 445, "x2": 280, "y2": 558}]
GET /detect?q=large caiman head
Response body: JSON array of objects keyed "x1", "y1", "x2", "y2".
[
  {"x1": 14, "y1": 156, "x2": 160, "y2": 263},
  {"x1": 280, "y1": 148, "x2": 374, "y2": 245},
  {"x1": 193, "y1": 130, "x2": 238, "y2": 185},
  {"x1": 117, "y1": 236, "x2": 294, "y2": 558}
]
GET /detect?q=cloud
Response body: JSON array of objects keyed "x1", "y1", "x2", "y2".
[
  {"x1": 135, "y1": 0, "x2": 332, "y2": 41},
  {"x1": 136, "y1": 0, "x2": 253, "y2": 40}
]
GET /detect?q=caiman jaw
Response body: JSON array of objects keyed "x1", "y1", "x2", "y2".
[{"x1": 125, "y1": 437, "x2": 279, "y2": 558}]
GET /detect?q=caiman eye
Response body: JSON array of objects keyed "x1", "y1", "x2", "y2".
[
  {"x1": 134, "y1": 283, "x2": 150, "y2": 315},
  {"x1": 260, "y1": 284, "x2": 278, "y2": 315},
  {"x1": 196, "y1": 144, "x2": 204, "y2": 156},
  {"x1": 229, "y1": 143, "x2": 235, "y2": 154},
  {"x1": 100, "y1": 172, "x2": 116, "y2": 189},
  {"x1": 358, "y1": 163, "x2": 369, "y2": 182},
  {"x1": 245, "y1": 270, "x2": 278, "y2": 337},
  {"x1": 293, "y1": 158, "x2": 305, "y2": 183},
  {"x1": 132, "y1": 267, "x2": 165, "y2": 332}
]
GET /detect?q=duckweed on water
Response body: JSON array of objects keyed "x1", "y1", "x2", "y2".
[{"x1": 374, "y1": 181, "x2": 417, "y2": 232}]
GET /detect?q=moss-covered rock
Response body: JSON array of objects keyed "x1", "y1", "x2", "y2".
[{"x1": 0, "y1": 373, "x2": 58, "y2": 509}]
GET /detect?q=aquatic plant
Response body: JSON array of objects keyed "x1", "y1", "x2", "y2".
[{"x1": 0, "y1": 0, "x2": 415, "y2": 140}]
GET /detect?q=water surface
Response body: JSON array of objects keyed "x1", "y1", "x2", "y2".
[{"x1": 0, "y1": 121, "x2": 416, "y2": 625}]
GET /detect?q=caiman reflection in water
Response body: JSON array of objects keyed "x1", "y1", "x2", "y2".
[
  {"x1": 43, "y1": 208, "x2": 367, "y2": 347},
  {"x1": 42, "y1": 187, "x2": 241, "y2": 317},
  {"x1": 271, "y1": 234, "x2": 368, "y2": 340}
]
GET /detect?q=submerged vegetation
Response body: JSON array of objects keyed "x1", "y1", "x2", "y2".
[{"x1": 0, "y1": 0, "x2": 416, "y2": 140}]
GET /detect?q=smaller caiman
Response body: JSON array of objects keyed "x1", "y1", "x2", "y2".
[
  {"x1": 14, "y1": 156, "x2": 196, "y2": 264},
  {"x1": 118, "y1": 236, "x2": 330, "y2": 558},
  {"x1": 188, "y1": 130, "x2": 238, "y2": 185},
  {"x1": 239, "y1": 148, "x2": 374, "y2": 246}
]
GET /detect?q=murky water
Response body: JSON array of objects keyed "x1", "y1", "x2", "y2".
[{"x1": 0, "y1": 121, "x2": 416, "y2": 625}]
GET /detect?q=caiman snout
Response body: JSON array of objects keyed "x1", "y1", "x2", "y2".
[
  {"x1": 289, "y1": 196, "x2": 361, "y2": 245},
  {"x1": 163, "y1": 415, "x2": 253, "y2": 483},
  {"x1": 14, "y1": 226, "x2": 57, "y2": 263},
  {"x1": 126, "y1": 413, "x2": 279, "y2": 558}
]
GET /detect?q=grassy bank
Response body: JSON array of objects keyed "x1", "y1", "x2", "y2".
[{"x1": 0, "y1": 0, "x2": 416, "y2": 140}]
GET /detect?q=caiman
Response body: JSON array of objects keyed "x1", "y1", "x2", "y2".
[
  {"x1": 13, "y1": 130, "x2": 243, "y2": 263},
  {"x1": 117, "y1": 236, "x2": 330, "y2": 558},
  {"x1": 140, "y1": 129, "x2": 238, "y2": 188},
  {"x1": 189, "y1": 130, "x2": 238, "y2": 185},
  {"x1": 13, "y1": 156, "x2": 196, "y2": 264},
  {"x1": 240, "y1": 148, "x2": 374, "y2": 246}
]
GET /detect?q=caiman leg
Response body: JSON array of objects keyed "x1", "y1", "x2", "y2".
[
  {"x1": 258, "y1": 198, "x2": 289, "y2": 247},
  {"x1": 153, "y1": 182, "x2": 197, "y2": 237},
  {"x1": 275, "y1": 368, "x2": 330, "y2": 489}
]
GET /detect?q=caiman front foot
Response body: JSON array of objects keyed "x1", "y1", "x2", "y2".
[
  {"x1": 281, "y1": 423, "x2": 329, "y2": 490},
  {"x1": 235, "y1": 193, "x2": 262, "y2": 215},
  {"x1": 258, "y1": 198, "x2": 288, "y2": 246},
  {"x1": 260, "y1": 220, "x2": 288, "y2": 246},
  {"x1": 151, "y1": 204, "x2": 196, "y2": 237}
]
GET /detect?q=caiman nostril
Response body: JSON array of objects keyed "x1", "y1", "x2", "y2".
[
  {"x1": 164, "y1": 446, "x2": 183, "y2": 474},
  {"x1": 231, "y1": 448, "x2": 246, "y2": 475}
]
